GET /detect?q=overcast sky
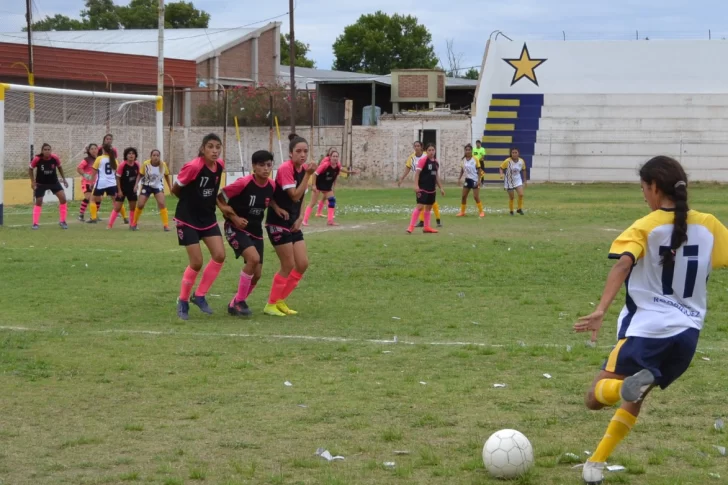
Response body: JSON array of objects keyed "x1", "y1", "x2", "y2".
[{"x1": 1, "y1": 0, "x2": 726, "y2": 70}]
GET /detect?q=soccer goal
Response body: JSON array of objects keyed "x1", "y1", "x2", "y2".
[{"x1": 0, "y1": 83, "x2": 163, "y2": 225}]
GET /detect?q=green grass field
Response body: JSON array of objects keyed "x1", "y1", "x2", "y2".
[{"x1": 1, "y1": 183, "x2": 727, "y2": 485}]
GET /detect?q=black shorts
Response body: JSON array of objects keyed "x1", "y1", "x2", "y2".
[
  {"x1": 602, "y1": 328, "x2": 699, "y2": 389},
  {"x1": 34, "y1": 183, "x2": 64, "y2": 199},
  {"x1": 140, "y1": 185, "x2": 162, "y2": 196},
  {"x1": 81, "y1": 182, "x2": 94, "y2": 194},
  {"x1": 315, "y1": 182, "x2": 334, "y2": 193},
  {"x1": 93, "y1": 186, "x2": 117, "y2": 197},
  {"x1": 463, "y1": 178, "x2": 479, "y2": 189},
  {"x1": 266, "y1": 225, "x2": 304, "y2": 246},
  {"x1": 225, "y1": 222, "x2": 264, "y2": 262},
  {"x1": 116, "y1": 189, "x2": 138, "y2": 203},
  {"x1": 416, "y1": 190, "x2": 436, "y2": 205},
  {"x1": 176, "y1": 223, "x2": 222, "y2": 247}
]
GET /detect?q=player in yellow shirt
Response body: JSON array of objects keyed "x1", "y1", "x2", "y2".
[
  {"x1": 131, "y1": 149, "x2": 172, "y2": 231},
  {"x1": 398, "y1": 141, "x2": 442, "y2": 227},
  {"x1": 456, "y1": 144, "x2": 485, "y2": 217},
  {"x1": 573, "y1": 156, "x2": 728, "y2": 485},
  {"x1": 473, "y1": 140, "x2": 486, "y2": 185}
]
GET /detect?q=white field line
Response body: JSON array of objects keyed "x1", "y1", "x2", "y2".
[{"x1": 2, "y1": 325, "x2": 727, "y2": 353}]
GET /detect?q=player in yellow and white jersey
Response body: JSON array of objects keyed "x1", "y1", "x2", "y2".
[
  {"x1": 131, "y1": 149, "x2": 173, "y2": 231},
  {"x1": 499, "y1": 147, "x2": 526, "y2": 215},
  {"x1": 456, "y1": 144, "x2": 485, "y2": 217},
  {"x1": 398, "y1": 141, "x2": 442, "y2": 227},
  {"x1": 573, "y1": 156, "x2": 728, "y2": 485}
]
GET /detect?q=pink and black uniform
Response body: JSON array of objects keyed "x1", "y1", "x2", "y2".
[
  {"x1": 266, "y1": 160, "x2": 306, "y2": 246},
  {"x1": 30, "y1": 153, "x2": 64, "y2": 198},
  {"x1": 174, "y1": 157, "x2": 225, "y2": 246},
  {"x1": 416, "y1": 156, "x2": 439, "y2": 205},
  {"x1": 314, "y1": 157, "x2": 341, "y2": 192},
  {"x1": 78, "y1": 156, "x2": 97, "y2": 193},
  {"x1": 116, "y1": 160, "x2": 140, "y2": 202},
  {"x1": 221, "y1": 174, "x2": 276, "y2": 262}
]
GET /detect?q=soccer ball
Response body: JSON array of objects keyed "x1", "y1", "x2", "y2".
[{"x1": 482, "y1": 429, "x2": 534, "y2": 479}]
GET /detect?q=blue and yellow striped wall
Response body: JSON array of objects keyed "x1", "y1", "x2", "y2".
[{"x1": 480, "y1": 94, "x2": 544, "y2": 182}]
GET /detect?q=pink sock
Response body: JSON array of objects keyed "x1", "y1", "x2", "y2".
[
  {"x1": 108, "y1": 210, "x2": 119, "y2": 228},
  {"x1": 235, "y1": 271, "x2": 253, "y2": 303},
  {"x1": 281, "y1": 270, "x2": 303, "y2": 300},
  {"x1": 303, "y1": 206, "x2": 313, "y2": 224},
  {"x1": 59, "y1": 203, "x2": 67, "y2": 223},
  {"x1": 409, "y1": 208, "x2": 421, "y2": 228},
  {"x1": 180, "y1": 266, "x2": 199, "y2": 301},
  {"x1": 316, "y1": 200, "x2": 324, "y2": 216},
  {"x1": 424, "y1": 209, "x2": 432, "y2": 228},
  {"x1": 267, "y1": 273, "x2": 288, "y2": 304},
  {"x1": 195, "y1": 260, "x2": 224, "y2": 297},
  {"x1": 245, "y1": 284, "x2": 257, "y2": 300},
  {"x1": 32, "y1": 206, "x2": 42, "y2": 225},
  {"x1": 327, "y1": 206, "x2": 335, "y2": 223}
]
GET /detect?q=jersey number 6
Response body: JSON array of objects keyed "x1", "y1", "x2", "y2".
[
  {"x1": 104, "y1": 164, "x2": 113, "y2": 175},
  {"x1": 660, "y1": 245, "x2": 699, "y2": 298}
]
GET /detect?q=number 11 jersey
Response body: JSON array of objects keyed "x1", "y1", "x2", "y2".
[{"x1": 609, "y1": 209, "x2": 728, "y2": 339}]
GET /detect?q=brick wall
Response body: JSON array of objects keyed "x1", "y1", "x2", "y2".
[
  {"x1": 257, "y1": 28, "x2": 278, "y2": 85},
  {"x1": 437, "y1": 75, "x2": 445, "y2": 99},
  {"x1": 219, "y1": 39, "x2": 253, "y2": 80},
  {"x1": 398, "y1": 75, "x2": 428, "y2": 98}
]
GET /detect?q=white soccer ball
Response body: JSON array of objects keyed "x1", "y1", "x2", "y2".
[{"x1": 482, "y1": 429, "x2": 534, "y2": 479}]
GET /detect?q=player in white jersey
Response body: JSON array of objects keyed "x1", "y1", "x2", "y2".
[
  {"x1": 86, "y1": 143, "x2": 119, "y2": 223},
  {"x1": 131, "y1": 149, "x2": 172, "y2": 231},
  {"x1": 573, "y1": 156, "x2": 728, "y2": 485},
  {"x1": 456, "y1": 144, "x2": 485, "y2": 217},
  {"x1": 499, "y1": 148, "x2": 526, "y2": 215}
]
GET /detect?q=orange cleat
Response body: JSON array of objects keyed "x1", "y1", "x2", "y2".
[
  {"x1": 479, "y1": 212, "x2": 486, "y2": 218},
  {"x1": 423, "y1": 226, "x2": 439, "y2": 234},
  {"x1": 456, "y1": 212, "x2": 466, "y2": 217},
  {"x1": 406, "y1": 226, "x2": 414, "y2": 233}
]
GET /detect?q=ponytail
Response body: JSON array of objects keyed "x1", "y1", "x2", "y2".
[
  {"x1": 639, "y1": 156, "x2": 689, "y2": 266},
  {"x1": 104, "y1": 143, "x2": 117, "y2": 170}
]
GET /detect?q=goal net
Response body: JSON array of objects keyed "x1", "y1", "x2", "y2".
[{"x1": 0, "y1": 83, "x2": 162, "y2": 223}]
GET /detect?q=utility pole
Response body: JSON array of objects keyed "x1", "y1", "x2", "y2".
[
  {"x1": 157, "y1": 0, "x2": 165, "y2": 161},
  {"x1": 25, "y1": 0, "x2": 35, "y2": 162},
  {"x1": 288, "y1": 0, "x2": 296, "y2": 134}
]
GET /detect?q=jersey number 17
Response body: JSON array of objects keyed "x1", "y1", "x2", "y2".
[{"x1": 660, "y1": 245, "x2": 699, "y2": 298}]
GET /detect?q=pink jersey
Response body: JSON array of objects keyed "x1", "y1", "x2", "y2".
[{"x1": 78, "y1": 157, "x2": 97, "y2": 185}]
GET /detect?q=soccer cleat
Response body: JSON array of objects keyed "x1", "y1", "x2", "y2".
[
  {"x1": 327, "y1": 221, "x2": 339, "y2": 226},
  {"x1": 455, "y1": 212, "x2": 466, "y2": 217},
  {"x1": 78, "y1": 214, "x2": 85, "y2": 222},
  {"x1": 32, "y1": 224, "x2": 39, "y2": 230},
  {"x1": 436, "y1": 219, "x2": 442, "y2": 227},
  {"x1": 191, "y1": 294, "x2": 214, "y2": 314},
  {"x1": 228, "y1": 299, "x2": 252, "y2": 317},
  {"x1": 123, "y1": 218, "x2": 130, "y2": 224},
  {"x1": 130, "y1": 225, "x2": 138, "y2": 231},
  {"x1": 423, "y1": 227, "x2": 439, "y2": 234},
  {"x1": 86, "y1": 219, "x2": 98, "y2": 224},
  {"x1": 302, "y1": 221, "x2": 309, "y2": 226},
  {"x1": 59, "y1": 222, "x2": 68, "y2": 230},
  {"x1": 276, "y1": 300, "x2": 298, "y2": 315},
  {"x1": 406, "y1": 225, "x2": 414, "y2": 234},
  {"x1": 163, "y1": 226, "x2": 170, "y2": 232},
  {"x1": 517, "y1": 209, "x2": 524, "y2": 215},
  {"x1": 479, "y1": 212, "x2": 486, "y2": 218},
  {"x1": 264, "y1": 303, "x2": 287, "y2": 317},
  {"x1": 315, "y1": 213, "x2": 324, "y2": 218},
  {"x1": 582, "y1": 461, "x2": 605, "y2": 485},
  {"x1": 621, "y1": 369, "x2": 655, "y2": 402},
  {"x1": 416, "y1": 221, "x2": 424, "y2": 228},
  {"x1": 510, "y1": 211, "x2": 514, "y2": 216},
  {"x1": 177, "y1": 299, "x2": 190, "y2": 321}
]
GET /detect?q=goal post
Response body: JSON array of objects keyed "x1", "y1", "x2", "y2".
[{"x1": 0, "y1": 83, "x2": 163, "y2": 226}]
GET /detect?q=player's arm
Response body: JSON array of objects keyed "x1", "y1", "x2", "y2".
[
  {"x1": 28, "y1": 166, "x2": 36, "y2": 189},
  {"x1": 216, "y1": 192, "x2": 247, "y2": 230},
  {"x1": 522, "y1": 165, "x2": 527, "y2": 188},
  {"x1": 436, "y1": 169, "x2": 445, "y2": 196},
  {"x1": 76, "y1": 162, "x2": 88, "y2": 178},
  {"x1": 499, "y1": 160, "x2": 507, "y2": 179},
  {"x1": 269, "y1": 199, "x2": 289, "y2": 220},
  {"x1": 285, "y1": 164, "x2": 316, "y2": 203},
  {"x1": 340, "y1": 167, "x2": 359, "y2": 175},
  {"x1": 172, "y1": 162, "x2": 198, "y2": 198},
  {"x1": 574, "y1": 255, "x2": 632, "y2": 338},
  {"x1": 457, "y1": 164, "x2": 464, "y2": 184},
  {"x1": 709, "y1": 215, "x2": 728, "y2": 268},
  {"x1": 398, "y1": 157, "x2": 413, "y2": 186},
  {"x1": 57, "y1": 164, "x2": 69, "y2": 188}
]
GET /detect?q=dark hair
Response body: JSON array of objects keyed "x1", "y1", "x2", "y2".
[
  {"x1": 510, "y1": 147, "x2": 520, "y2": 158},
  {"x1": 326, "y1": 147, "x2": 337, "y2": 156},
  {"x1": 413, "y1": 141, "x2": 423, "y2": 148},
  {"x1": 639, "y1": 156, "x2": 689, "y2": 265},
  {"x1": 464, "y1": 143, "x2": 472, "y2": 150},
  {"x1": 150, "y1": 149, "x2": 161, "y2": 157},
  {"x1": 123, "y1": 147, "x2": 138, "y2": 161},
  {"x1": 288, "y1": 133, "x2": 308, "y2": 154},
  {"x1": 86, "y1": 143, "x2": 98, "y2": 156},
  {"x1": 199, "y1": 133, "x2": 222, "y2": 156},
  {"x1": 36, "y1": 143, "x2": 52, "y2": 158},
  {"x1": 103, "y1": 134, "x2": 113, "y2": 143},
  {"x1": 329, "y1": 149, "x2": 340, "y2": 159},
  {"x1": 103, "y1": 143, "x2": 117, "y2": 170},
  {"x1": 251, "y1": 150, "x2": 274, "y2": 165},
  {"x1": 425, "y1": 143, "x2": 436, "y2": 150},
  {"x1": 476, "y1": 140, "x2": 482, "y2": 144}
]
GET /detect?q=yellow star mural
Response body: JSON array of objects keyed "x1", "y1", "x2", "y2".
[{"x1": 503, "y1": 44, "x2": 547, "y2": 86}]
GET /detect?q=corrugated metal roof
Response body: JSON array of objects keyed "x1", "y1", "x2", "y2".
[
  {"x1": 279, "y1": 66, "x2": 478, "y2": 90},
  {"x1": 0, "y1": 24, "x2": 277, "y2": 62}
]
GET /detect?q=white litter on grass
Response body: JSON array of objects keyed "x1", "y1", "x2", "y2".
[
  {"x1": 383, "y1": 244, "x2": 388, "y2": 247},
  {"x1": 715, "y1": 418, "x2": 724, "y2": 431},
  {"x1": 584, "y1": 451, "x2": 591, "y2": 456},
  {"x1": 297, "y1": 404, "x2": 308, "y2": 408},
  {"x1": 493, "y1": 383, "x2": 507, "y2": 388},
  {"x1": 284, "y1": 381, "x2": 293, "y2": 387},
  {"x1": 382, "y1": 351, "x2": 392, "y2": 354},
  {"x1": 85, "y1": 263, "x2": 88, "y2": 268},
  {"x1": 315, "y1": 448, "x2": 345, "y2": 462},
  {"x1": 518, "y1": 341, "x2": 526, "y2": 347},
  {"x1": 709, "y1": 473, "x2": 721, "y2": 479},
  {"x1": 508, "y1": 248, "x2": 511, "y2": 251},
  {"x1": 457, "y1": 292, "x2": 465, "y2": 298},
  {"x1": 566, "y1": 345, "x2": 573, "y2": 352},
  {"x1": 472, "y1": 321, "x2": 480, "y2": 325},
  {"x1": 543, "y1": 373, "x2": 552, "y2": 379},
  {"x1": 530, "y1": 246, "x2": 534, "y2": 250},
  {"x1": 586, "y1": 341, "x2": 597, "y2": 348},
  {"x1": 472, "y1": 244, "x2": 476, "y2": 248},
  {"x1": 393, "y1": 450, "x2": 410, "y2": 455},
  {"x1": 702, "y1": 357, "x2": 711, "y2": 361},
  {"x1": 393, "y1": 336, "x2": 398, "y2": 343},
  {"x1": 209, "y1": 294, "x2": 221, "y2": 298},
  {"x1": 383, "y1": 462, "x2": 396, "y2": 468},
  {"x1": 713, "y1": 445, "x2": 726, "y2": 456},
  {"x1": 589, "y1": 302, "x2": 595, "y2": 306},
  {"x1": 607, "y1": 465, "x2": 626, "y2": 472},
  {"x1": 419, "y1": 381, "x2": 427, "y2": 385},
  {"x1": 392, "y1": 317, "x2": 401, "y2": 320},
  {"x1": 564, "y1": 453, "x2": 580, "y2": 461}
]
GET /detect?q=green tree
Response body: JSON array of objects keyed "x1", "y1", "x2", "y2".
[
  {"x1": 463, "y1": 67, "x2": 479, "y2": 80},
  {"x1": 29, "y1": 0, "x2": 209, "y2": 31},
  {"x1": 280, "y1": 34, "x2": 315, "y2": 68},
  {"x1": 332, "y1": 11, "x2": 438, "y2": 74}
]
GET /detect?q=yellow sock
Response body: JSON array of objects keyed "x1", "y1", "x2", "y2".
[
  {"x1": 120, "y1": 205, "x2": 128, "y2": 219},
  {"x1": 509, "y1": 199, "x2": 514, "y2": 212},
  {"x1": 133, "y1": 207, "x2": 143, "y2": 226},
  {"x1": 160, "y1": 207, "x2": 169, "y2": 227},
  {"x1": 590, "y1": 408, "x2": 637, "y2": 463},
  {"x1": 90, "y1": 202, "x2": 98, "y2": 220},
  {"x1": 419, "y1": 210, "x2": 425, "y2": 222},
  {"x1": 518, "y1": 196, "x2": 524, "y2": 210},
  {"x1": 433, "y1": 202, "x2": 441, "y2": 220},
  {"x1": 460, "y1": 204, "x2": 466, "y2": 213},
  {"x1": 477, "y1": 201, "x2": 484, "y2": 213},
  {"x1": 594, "y1": 379, "x2": 623, "y2": 406}
]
